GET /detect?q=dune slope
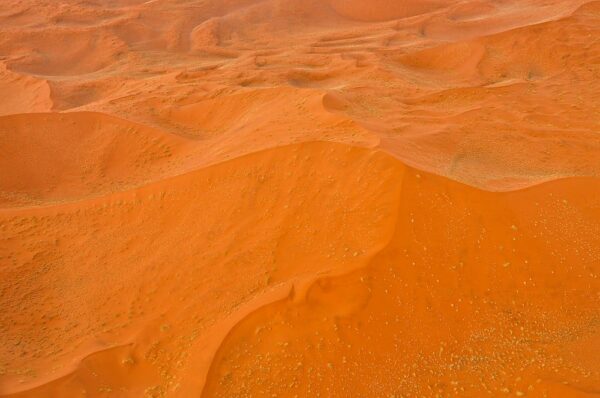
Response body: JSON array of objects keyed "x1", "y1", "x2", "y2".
[{"x1": 0, "y1": 0, "x2": 599, "y2": 397}]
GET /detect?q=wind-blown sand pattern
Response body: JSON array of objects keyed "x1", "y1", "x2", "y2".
[{"x1": 0, "y1": 0, "x2": 599, "y2": 397}]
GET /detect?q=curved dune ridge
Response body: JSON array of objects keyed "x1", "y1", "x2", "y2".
[
  {"x1": 328, "y1": 0, "x2": 454, "y2": 22},
  {"x1": 0, "y1": 0, "x2": 599, "y2": 397}
]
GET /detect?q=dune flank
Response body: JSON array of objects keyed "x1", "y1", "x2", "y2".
[{"x1": 0, "y1": 0, "x2": 599, "y2": 397}]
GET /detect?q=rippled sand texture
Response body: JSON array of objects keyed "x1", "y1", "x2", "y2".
[{"x1": 1, "y1": 0, "x2": 599, "y2": 397}]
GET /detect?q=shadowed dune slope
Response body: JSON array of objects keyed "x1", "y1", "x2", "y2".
[{"x1": 203, "y1": 165, "x2": 600, "y2": 398}]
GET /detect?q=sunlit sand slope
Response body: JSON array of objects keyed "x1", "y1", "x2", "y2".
[
  {"x1": 2, "y1": 143, "x2": 599, "y2": 397},
  {"x1": 0, "y1": 0, "x2": 599, "y2": 397},
  {"x1": 1, "y1": 143, "x2": 404, "y2": 396}
]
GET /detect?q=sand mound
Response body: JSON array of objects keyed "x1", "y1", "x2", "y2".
[
  {"x1": 2, "y1": 144, "x2": 599, "y2": 397},
  {"x1": 0, "y1": 63, "x2": 53, "y2": 116},
  {"x1": 204, "y1": 168, "x2": 600, "y2": 397},
  {"x1": 0, "y1": 142, "x2": 403, "y2": 395},
  {"x1": 0, "y1": 28, "x2": 126, "y2": 76},
  {"x1": 0, "y1": 112, "x2": 188, "y2": 206}
]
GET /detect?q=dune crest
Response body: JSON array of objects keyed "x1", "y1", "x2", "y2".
[{"x1": 329, "y1": 0, "x2": 452, "y2": 21}]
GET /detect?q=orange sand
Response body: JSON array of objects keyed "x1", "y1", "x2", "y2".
[{"x1": 0, "y1": 0, "x2": 599, "y2": 397}]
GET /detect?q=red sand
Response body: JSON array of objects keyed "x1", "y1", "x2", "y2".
[{"x1": 0, "y1": 0, "x2": 599, "y2": 397}]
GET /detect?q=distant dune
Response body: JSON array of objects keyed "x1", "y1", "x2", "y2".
[{"x1": 0, "y1": 0, "x2": 599, "y2": 397}]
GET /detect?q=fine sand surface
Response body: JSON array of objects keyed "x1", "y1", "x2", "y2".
[{"x1": 1, "y1": 0, "x2": 599, "y2": 397}]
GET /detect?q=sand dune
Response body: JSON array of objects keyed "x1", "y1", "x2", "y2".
[
  {"x1": 1, "y1": 0, "x2": 599, "y2": 397},
  {"x1": 0, "y1": 63, "x2": 52, "y2": 116},
  {"x1": 329, "y1": 0, "x2": 454, "y2": 22},
  {"x1": 0, "y1": 112, "x2": 191, "y2": 207}
]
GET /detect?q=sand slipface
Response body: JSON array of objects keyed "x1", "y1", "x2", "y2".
[{"x1": 0, "y1": 0, "x2": 599, "y2": 397}]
